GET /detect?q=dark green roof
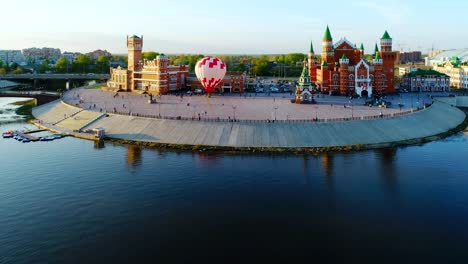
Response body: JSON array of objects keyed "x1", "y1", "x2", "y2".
[
  {"x1": 323, "y1": 25, "x2": 332, "y2": 40},
  {"x1": 360, "y1": 43, "x2": 364, "y2": 50},
  {"x1": 375, "y1": 54, "x2": 381, "y2": 60},
  {"x1": 405, "y1": 69, "x2": 448, "y2": 78},
  {"x1": 374, "y1": 43, "x2": 379, "y2": 53},
  {"x1": 381, "y1": 30, "x2": 391, "y2": 40},
  {"x1": 341, "y1": 54, "x2": 347, "y2": 59},
  {"x1": 129, "y1": 35, "x2": 141, "y2": 39},
  {"x1": 322, "y1": 61, "x2": 328, "y2": 67},
  {"x1": 309, "y1": 41, "x2": 314, "y2": 53}
]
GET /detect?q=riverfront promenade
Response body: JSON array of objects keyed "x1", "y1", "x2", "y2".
[
  {"x1": 32, "y1": 97, "x2": 466, "y2": 150},
  {"x1": 63, "y1": 88, "x2": 431, "y2": 121}
]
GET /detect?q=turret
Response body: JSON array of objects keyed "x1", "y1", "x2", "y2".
[
  {"x1": 321, "y1": 25, "x2": 334, "y2": 66},
  {"x1": 373, "y1": 53, "x2": 383, "y2": 65},
  {"x1": 359, "y1": 43, "x2": 365, "y2": 59},
  {"x1": 339, "y1": 54, "x2": 349, "y2": 95},
  {"x1": 374, "y1": 43, "x2": 379, "y2": 55},
  {"x1": 308, "y1": 41, "x2": 317, "y2": 82},
  {"x1": 380, "y1": 30, "x2": 392, "y2": 52},
  {"x1": 127, "y1": 35, "x2": 143, "y2": 72}
]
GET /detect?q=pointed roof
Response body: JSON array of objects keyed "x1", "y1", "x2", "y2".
[
  {"x1": 321, "y1": 60, "x2": 328, "y2": 67},
  {"x1": 375, "y1": 54, "x2": 381, "y2": 60},
  {"x1": 129, "y1": 35, "x2": 141, "y2": 39},
  {"x1": 374, "y1": 43, "x2": 379, "y2": 54},
  {"x1": 309, "y1": 41, "x2": 314, "y2": 53},
  {"x1": 341, "y1": 54, "x2": 347, "y2": 59},
  {"x1": 298, "y1": 60, "x2": 311, "y2": 86},
  {"x1": 360, "y1": 43, "x2": 364, "y2": 51},
  {"x1": 323, "y1": 25, "x2": 332, "y2": 40},
  {"x1": 381, "y1": 30, "x2": 391, "y2": 40}
]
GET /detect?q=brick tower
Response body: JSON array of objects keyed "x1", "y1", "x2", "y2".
[
  {"x1": 308, "y1": 41, "x2": 317, "y2": 82},
  {"x1": 339, "y1": 54, "x2": 349, "y2": 95},
  {"x1": 127, "y1": 35, "x2": 143, "y2": 72},
  {"x1": 373, "y1": 53, "x2": 383, "y2": 95},
  {"x1": 321, "y1": 25, "x2": 334, "y2": 66},
  {"x1": 379, "y1": 30, "x2": 396, "y2": 94}
]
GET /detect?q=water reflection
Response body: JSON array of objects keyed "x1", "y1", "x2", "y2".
[
  {"x1": 301, "y1": 155, "x2": 310, "y2": 185},
  {"x1": 376, "y1": 148, "x2": 399, "y2": 196},
  {"x1": 126, "y1": 145, "x2": 142, "y2": 167},
  {"x1": 321, "y1": 153, "x2": 334, "y2": 189},
  {"x1": 94, "y1": 140, "x2": 105, "y2": 149}
]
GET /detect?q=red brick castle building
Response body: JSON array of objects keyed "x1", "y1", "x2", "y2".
[{"x1": 308, "y1": 26, "x2": 397, "y2": 96}]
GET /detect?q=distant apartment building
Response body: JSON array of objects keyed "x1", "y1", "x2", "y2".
[
  {"x1": 399, "y1": 51, "x2": 422, "y2": 64},
  {"x1": 0, "y1": 50, "x2": 25, "y2": 65},
  {"x1": 86, "y1": 49, "x2": 112, "y2": 61},
  {"x1": 61, "y1": 52, "x2": 81, "y2": 63},
  {"x1": 401, "y1": 69, "x2": 450, "y2": 92},
  {"x1": 22, "y1": 47, "x2": 61, "y2": 63},
  {"x1": 433, "y1": 58, "x2": 468, "y2": 89}
]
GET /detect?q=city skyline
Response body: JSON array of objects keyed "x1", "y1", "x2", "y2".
[{"x1": 1, "y1": 0, "x2": 466, "y2": 54}]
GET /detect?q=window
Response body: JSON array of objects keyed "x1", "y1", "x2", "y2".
[{"x1": 349, "y1": 74, "x2": 354, "y2": 81}]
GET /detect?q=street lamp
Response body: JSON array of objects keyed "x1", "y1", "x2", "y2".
[
  {"x1": 274, "y1": 105, "x2": 278, "y2": 121},
  {"x1": 232, "y1": 105, "x2": 237, "y2": 120}
]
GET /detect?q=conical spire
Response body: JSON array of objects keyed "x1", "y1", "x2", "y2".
[
  {"x1": 323, "y1": 25, "x2": 332, "y2": 40},
  {"x1": 374, "y1": 43, "x2": 379, "y2": 54},
  {"x1": 309, "y1": 41, "x2": 314, "y2": 54},
  {"x1": 381, "y1": 30, "x2": 391, "y2": 40},
  {"x1": 360, "y1": 43, "x2": 364, "y2": 51}
]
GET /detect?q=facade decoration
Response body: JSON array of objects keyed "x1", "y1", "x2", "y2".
[{"x1": 308, "y1": 26, "x2": 397, "y2": 97}]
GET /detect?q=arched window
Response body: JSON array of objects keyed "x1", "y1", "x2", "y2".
[
  {"x1": 349, "y1": 74, "x2": 354, "y2": 81},
  {"x1": 360, "y1": 75, "x2": 365, "y2": 80},
  {"x1": 333, "y1": 74, "x2": 339, "y2": 85}
]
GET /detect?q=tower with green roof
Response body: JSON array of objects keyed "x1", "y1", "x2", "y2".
[
  {"x1": 374, "y1": 43, "x2": 379, "y2": 55},
  {"x1": 295, "y1": 60, "x2": 315, "y2": 104},
  {"x1": 321, "y1": 25, "x2": 335, "y2": 67},
  {"x1": 307, "y1": 41, "x2": 318, "y2": 82},
  {"x1": 380, "y1": 30, "x2": 392, "y2": 52}
]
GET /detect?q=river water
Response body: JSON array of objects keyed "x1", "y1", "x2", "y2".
[{"x1": 1, "y1": 100, "x2": 468, "y2": 263}]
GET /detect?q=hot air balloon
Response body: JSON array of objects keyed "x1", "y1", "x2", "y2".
[{"x1": 195, "y1": 56, "x2": 227, "y2": 96}]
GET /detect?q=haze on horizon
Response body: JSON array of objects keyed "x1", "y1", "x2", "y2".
[{"x1": 1, "y1": 0, "x2": 466, "y2": 55}]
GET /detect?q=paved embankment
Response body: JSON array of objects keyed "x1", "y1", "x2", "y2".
[{"x1": 32, "y1": 99, "x2": 466, "y2": 150}]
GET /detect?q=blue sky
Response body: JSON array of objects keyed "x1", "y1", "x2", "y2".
[{"x1": 1, "y1": 0, "x2": 466, "y2": 54}]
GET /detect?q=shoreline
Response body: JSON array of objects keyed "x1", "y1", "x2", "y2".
[
  {"x1": 104, "y1": 113, "x2": 468, "y2": 154},
  {"x1": 30, "y1": 98, "x2": 468, "y2": 154}
]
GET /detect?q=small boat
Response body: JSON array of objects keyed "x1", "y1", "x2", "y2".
[
  {"x1": 2, "y1": 131, "x2": 14, "y2": 138},
  {"x1": 40, "y1": 136, "x2": 55, "y2": 142},
  {"x1": 22, "y1": 139, "x2": 31, "y2": 143}
]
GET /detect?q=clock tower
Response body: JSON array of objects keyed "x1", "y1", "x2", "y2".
[{"x1": 127, "y1": 35, "x2": 143, "y2": 72}]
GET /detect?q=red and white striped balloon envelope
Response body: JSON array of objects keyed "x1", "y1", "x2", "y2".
[{"x1": 195, "y1": 57, "x2": 227, "y2": 94}]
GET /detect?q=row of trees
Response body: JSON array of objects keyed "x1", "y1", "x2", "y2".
[{"x1": 0, "y1": 52, "x2": 308, "y2": 77}]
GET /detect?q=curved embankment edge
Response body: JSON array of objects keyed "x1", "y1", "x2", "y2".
[{"x1": 31, "y1": 99, "x2": 467, "y2": 154}]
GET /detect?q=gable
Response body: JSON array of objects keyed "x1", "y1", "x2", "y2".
[{"x1": 334, "y1": 38, "x2": 356, "y2": 50}]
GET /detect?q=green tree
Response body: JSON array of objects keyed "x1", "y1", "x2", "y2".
[
  {"x1": 251, "y1": 55, "x2": 271, "y2": 76},
  {"x1": 73, "y1": 54, "x2": 91, "y2": 73},
  {"x1": 0, "y1": 68, "x2": 6, "y2": 75},
  {"x1": 55, "y1": 57, "x2": 70, "y2": 73},
  {"x1": 96, "y1": 55, "x2": 110, "y2": 73},
  {"x1": 38, "y1": 60, "x2": 50, "y2": 73},
  {"x1": 142, "y1": 51, "x2": 159, "y2": 61},
  {"x1": 12, "y1": 67, "x2": 24, "y2": 74},
  {"x1": 285, "y1": 53, "x2": 305, "y2": 66}
]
